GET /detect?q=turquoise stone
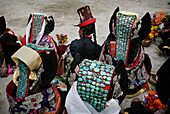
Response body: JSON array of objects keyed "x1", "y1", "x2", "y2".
[
  {"x1": 105, "y1": 68, "x2": 110, "y2": 72},
  {"x1": 82, "y1": 71, "x2": 87, "y2": 75},
  {"x1": 96, "y1": 83, "x2": 100, "y2": 87},
  {"x1": 101, "y1": 80, "x2": 105, "y2": 83},
  {"x1": 91, "y1": 89, "x2": 94, "y2": 93},
  {"x1": 88, "y1": 72, "x2": 92, "y2": 75},
  {"x1": 101, "y1": 103, "x2": 105, "y2": 106},
  {"x1": 78, "y1": 78, "x2": 83, "y2": 81},
  {"x1": 94, "y1": 98, "x2": 97, "y2": 101},
  {"x1": 82, "y1": 76, "x2": 86, "y2": 80},
  {"x1": 96, "y1": 61, "x2": 101, "y2": 66},
  {"x1": 87, "y1": 76, "x2": 92, "y2": 79},
  {"x1": 88, "y1": 80, "x2": 92, "y2": 83},
  {"x1": 107, "y1": 73, "x2": 112, "y2": 77},
  {"x1": 102, "y1": 101, "x2": 106, "y2": 103},
  {"x1": 82, "y1": 87, "x2": 85, "y2": 91},
  {"x1": 82, "y1": 83, "x2": 85, "y2": 86},
  {"x1": 103, "y1": 76, "x2": 107, "y2": 79},
  {"x1": 86, "y1": 88, "x2": 90, "y2": 92},
  {"x1": 86, "y1": 84, "x2": 90, "y2": 87},
  {"x1": 103, "y1": 94, "x2": 107, "y2": 97},
  {"x1": 86, "y1": 95, "x2": 89, "y2": 98},
  {"x1": 100, "y1": 71, "x2": 106, "y2": 75},
  {"x1": 79, "y1": 69, "x2": 83, "y2": 72},
  {"x1": 89, "y1": 66, "x2": 93, "y2": 71},
  {"x1": 104, "y1": 90, "x2": 108, "y2": 94},
  {"x1": 96, "y1": 87, "x2": 99, "y2": 91},
  {"x1": 93, "y1": 77, "x2": 96, "y2": 81},
  {"x1": 77, "y1": 90, "x2": 81, "y2": 93},
  {"x1": 94, "y1": 68, "x2": 99, "y2": 73},
  {"x1": 78, "y1": 86, "x2": 81, "y2": 90},
  {"x1": 105, "y1": 81, "x2": 110, "y2": 85},
  {"x1": 91, "y1": 85, "x2": 95, "y2": 89},
  {"x1": 92, "y1": 82, "x2": 96, "y2": 85},
  {"x1": 107, "y1": 77, "x2": 111, "y2": 81},
  {"x1": 97, "y1": 107, "x2": 100, "y2": 109},
  {"x1": 110, "y1": 70, "x2": 113, "y2": 74},
  {"x1": 99, "y1": 88, "x2": 104, "y2": 92},
  {"x1": 103, "y1": 98, "x2": 107, "y2": 100},
  {"x1": 91, "y1": 63, "x2": 96, "y2": 67},
  {"x1": 82, "y1": 94, "x2": 85, "y2": 97},
  {"x1": 86, "y1": 92, "x2": 90, "y2": 95},
  {"x1": 77, "y1": 82, "x2": 80, "y2": 86},
  {"x1": 96, "y1": 79, "x2": 101, "y2": 83},
  {"x1": 83, "y1": 66, "x2": 89, "y2": 71},
  {"x1": 99, "y1": 92, "x2": 103, "y2": 96},
  {"x1": 82, "y1": 91, "x2": 86, "y2": 94},
  {"x1": 100, "y1": 83, "x2": 105, "y2": 88}
]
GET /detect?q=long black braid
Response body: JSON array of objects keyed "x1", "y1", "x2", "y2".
[
  {"x1": 81, "y1": 23, "x2": 97, "y2": 60},
  {"x1": 92, "y1": 24, "x2": 97, "y2": 59}
]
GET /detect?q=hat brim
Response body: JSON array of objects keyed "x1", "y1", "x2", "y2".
[{"x1": 74, "y1": 18, "x2": 96, "y2": 27}]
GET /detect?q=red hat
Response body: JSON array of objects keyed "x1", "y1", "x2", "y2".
[{"x1": 75, "y1": 6, "x2": 96, "y2": 27}]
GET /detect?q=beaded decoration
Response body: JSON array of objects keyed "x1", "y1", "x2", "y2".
[
  {"x1": 77, "y1": 59, "x2": 115, "y2": 112},
  {"x1": 26, "y1": 43, "x2": 53, "y2": 53},
  {"x1": 16, "y1": 59, "x2": 29, "y2": 98},
  {"x1": 31, "y1": 14, "x2": 45, "y2": 43},
  {"x1": 115, "y1": 13, "x2": 137, "y2": 64}
]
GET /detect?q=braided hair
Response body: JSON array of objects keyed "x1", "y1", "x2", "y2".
[{"x1": 80, "y1": 23, "x2": 97, "y2": 59}]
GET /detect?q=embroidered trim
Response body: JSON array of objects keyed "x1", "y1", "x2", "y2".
[
  {"x1": 31, "y1": 14, "x2": 45, "y2": 43},
  {"x1": 16, "y1": 59, "x2": 29, "y2": 98}
]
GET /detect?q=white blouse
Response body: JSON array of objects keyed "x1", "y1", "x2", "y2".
[{"x1": 65, "y1": 81, "x2": 121, "y2": 114}]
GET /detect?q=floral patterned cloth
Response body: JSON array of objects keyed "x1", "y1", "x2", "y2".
[{"x1": 6, "y1": 81, "x2": 62, "y2": 114}]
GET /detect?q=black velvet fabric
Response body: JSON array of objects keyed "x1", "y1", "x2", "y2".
[
  {"x1": 127, "y1": 37, "x2": 141, "y2": 64},
  {"x1": 0, "y1": 16, "x2": 6, "y2": 36},
  {"x1": 70, "y1": 37, "x2": 101, "y2": 61},
  {"x1": 156, "y1": 58, "x2": 170, "y2": 105},
  {"x1": 0, "y1": 33, "x2": 20, "y2": 67},
  {"x1": 113, "y1": 60, "x2": 128, "y2": 104},
  {"x1": 125, "y1": 102, "x2": 151, "y2": 114},
  {"x1": 39, "y1": 50, "x2": 58, "y2": 91}
]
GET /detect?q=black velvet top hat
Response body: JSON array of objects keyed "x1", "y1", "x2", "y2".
[
  {"x1": 75, "y1": 5, "x2": 96, "y2": 27},
  {"x1": 0, "y1": 16, "x2": 6, "y2": 36}
]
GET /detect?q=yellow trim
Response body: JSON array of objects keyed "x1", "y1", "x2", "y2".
[
  {"x1": 125, "y1": 88, "x2": 146, "y2": 98},
  {"x1": 150, "y1": 72, "x2": 156, "y2": 75},
  {"x1": 124, "y1": 112, "x2": 129, "y2": 114},
  {"x1": 156, "y1": 46, "x2": 163, "y2": 55},
  {"x1": 163, "y1": 46, "x2": 170, "y2": 49}
]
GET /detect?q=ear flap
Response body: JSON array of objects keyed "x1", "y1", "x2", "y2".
[
  {"x1": 115, "y1": 59, "x2": 128, "y2": 104},
  {"x1": 138, "y1": 12, "x2": 151, "y2": 41},
  {"x1": 44, "y1": 16, "x2": 55, "y2": 35},
  {"x1": 106, "y1": 7, "x2": 119, "y2": 48},
  {"x1": 0, "y1": 16, "x2": 6, "y2": 35},
  {"x1": 70, "y1": 53, "x2": 81, "y2": 73},
  {"x1": 109, "y1": 7, "x2": 119, "y2": 33}
]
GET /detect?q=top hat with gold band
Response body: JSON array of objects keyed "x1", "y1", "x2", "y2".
[{"x1": 75, "y1": 6, "x2": 96, "y2": 27}]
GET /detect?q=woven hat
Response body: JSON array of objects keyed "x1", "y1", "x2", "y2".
[
  {"x1": 75, "y1": 5, "x2": 96, "y2": 27},
  {"x1": 0, "y1": 16, "x2": 6, "y2": 36}
]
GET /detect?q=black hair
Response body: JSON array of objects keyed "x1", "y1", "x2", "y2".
[
  {"x1": 80, "y1": 23, "x2": 97, "y2": 59},
  {"x1": 0, "y1": 16, "x2": 6, "y2": 36}
]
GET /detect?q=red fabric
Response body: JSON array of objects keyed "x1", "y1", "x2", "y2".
[
  {"x1": 21, "y1": 35, "x2": 26, "y2": 46},
  {"x1": 78, "y1": 18, "x2": 96, "y2": 27}
]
